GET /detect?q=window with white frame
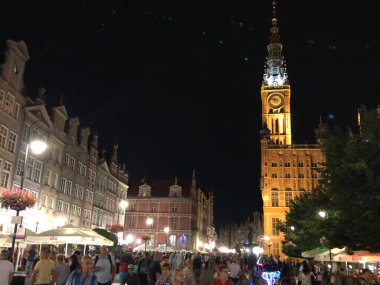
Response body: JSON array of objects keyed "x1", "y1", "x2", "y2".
[
  {"x1": 0, "y1": 161, "x2": 11, "y2": 188},
  {"x1": 127, "y1": 216, "x2": 135, "y2": 227},
  {"x1": 25, "y1": 156, "x2": 35, "y2": 180},
  {"x1": 4, "y1": 93, "x2": 15, "y2": 115},
  {"x1": 14, "y1": 103, "x2": 20, "y2": 119},
  {"x1": 33, "y1": 161, "x2": 43, "y2": 183},
  {"x1": 169, "y1": 235, "x2": 176, "y2": 247},
  {"x1": 271, "y1": 190, "x2": 279, "y2": 207},
  {"x1": 64, "y1": 153, "x2": 69, "y2": 166},
  {"x1": 64, "y1": 202, "x2": 69, "y2": 213},
  {"x1": 66, "y1": 180, "x2": 72, "y2": 195},
  {"x1": 52, "y1": 173, "x2": 58, "y2": 189},
  {"x1": 16, "y1": 152, "x2": 25, "y2": 176},
  {"x1": 71, "y1": 205, "x2": 77, "y2": 215},
  {"x1": 7, "y1": 131, "x2": 17, "y2": 153},
  {"x1": 171, "y1": 217, "x2": 177, "y2": 229},
  {"x1": 74, "y1": 184, "x2": 80, "y2": 198},
  {"x1": 60, "y1": 177, "x2": 66, "y2": 193},
  {"x1": 172, "y1": 203, "x2": 177, "y2": 213},
  {"x1": 272, "y1": 218, "x2": 280, "y2": 236},
  {"x1": 285, "y1": 191, "x2": 293, "y2": 207},
  {"x1": 77, "y1": 161, "x2": 82, "y2": 173},
  {"x1": 58, "y1": 200, "x2": 64, "y2": 212},
  {"x1": 77, "y1": 207, "x2": 81, "y2": 217},
  {"x1": 48, "y1": 198, "x2": 54, "y2": 208},
  {"x1": 0, "y1": 125, "x2": 8, "y2": 149},
  {"x1": 44, "y1": 169, "x2": 51, "y2": 185},
  {"x1": 69, "y1": 157, "x2": 75, "y2": 170},
  {"x1": 0, "y1": 90, "x2": 4, "y2": 108},
  {"x1": 82, "y1": 165, "x2": 87, "y2": 176},
  {"x1": 79, "y1": 187, "x2": 84, "y2": 200}
]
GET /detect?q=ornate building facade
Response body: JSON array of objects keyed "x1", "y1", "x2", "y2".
[
  {"x1": 124, "y1": 172, "x2": 214, "y2": 251},
  {"x1": 0, "y1": 40, "x2": 129, "y2": 234},
  {"x1": 259, "y1": 2, "x2": 325, "y2": 259}
]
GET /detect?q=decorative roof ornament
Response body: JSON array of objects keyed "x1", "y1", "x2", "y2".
[{"x1": 263, "y1": 0, "x2": 289, "y2": 87}]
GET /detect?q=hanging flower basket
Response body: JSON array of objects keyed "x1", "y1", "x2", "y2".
[
  {"x1": 108, "y1": 224, "x2": 125, "y2": 233},
  {"x1": 0, "y1": 189, "x2": 37, "y2": 212}
]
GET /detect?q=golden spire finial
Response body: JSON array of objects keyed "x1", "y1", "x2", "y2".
[{"x1": 272, "y1": 0, "x2": 278, "y2": 27}]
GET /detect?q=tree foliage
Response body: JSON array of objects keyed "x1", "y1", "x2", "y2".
[
  {"x1": 280, "y1": 106, "x2": 380, "y2": 256},
  {"x1": 93, "y1": 228, "x2": 118, "y2": 246}
]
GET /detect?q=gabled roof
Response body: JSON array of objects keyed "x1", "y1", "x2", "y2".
[
  {"x1": 25, "y1": 105, "x2": 54, "y2": 130},
  {"x1": 128, "y1": 179, "x2": 193, "y2": 198},
  {"x1": 97, "y1": 159, "x2": 110, "y2": 174}
]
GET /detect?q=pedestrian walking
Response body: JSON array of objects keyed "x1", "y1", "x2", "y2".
[{"x1": 0, "y1": 249, "x2": 14, "y2": 285}]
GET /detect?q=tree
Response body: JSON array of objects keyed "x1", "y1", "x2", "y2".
[{"x1": 280, "y1": 106, "x2": 380, "y2": 254}]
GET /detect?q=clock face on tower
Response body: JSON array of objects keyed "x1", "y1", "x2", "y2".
[{"x1": 267, "y1": 93, "x2": 284, "y2": 109}]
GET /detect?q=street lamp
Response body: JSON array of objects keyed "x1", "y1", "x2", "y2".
[
  {"x1": 164, "y1": 226, "x2": 169, "y2": 250},
  {"x1": 11, "y1": 135, "x2": 47, "y2": 263},
  {"x1": 118, "y1": 200, "x2": 128, "y2": 224},
  {"x1": 319, "y1": 210, "x2": 332, "y2": 282},
  {"x1": 264, "y1": 235, "x2": 272, "y2": 256}
]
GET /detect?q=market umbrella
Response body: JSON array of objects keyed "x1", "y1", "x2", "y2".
[
  {"x1": 31, "y1": 224, "x2": 113, "y2": 254},
  {"x1": 301, "y1": 247, "x2": 328, "y2": 258}
]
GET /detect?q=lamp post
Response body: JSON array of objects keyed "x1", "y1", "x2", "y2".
[
  {"x1": 319, "y1": 210, "x2": 332, "y2": 284},
  {"x1": 164, "y1": 226, "x2": 169, "y2": 250},
  {"x1": 145, "y1": 217, "x2": 153, "y2": 251},
  {"x1": 10, "y1": 134, "x2": 47, "y2": 264},
  {"x1": 118, "y1": 200, "x2": 128, "y2": 225},
  {"x1": 264, "y1": 235, "x2": 272, "y2": 256}
]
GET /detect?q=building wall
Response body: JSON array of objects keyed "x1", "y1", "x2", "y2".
[{"x1": 0, "y1": 40, "x2": 129, "y2": 235}]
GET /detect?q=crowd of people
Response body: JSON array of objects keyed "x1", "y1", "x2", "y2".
[{"x1": 1, "y1": 245, "x2": 380, "y2": 285}]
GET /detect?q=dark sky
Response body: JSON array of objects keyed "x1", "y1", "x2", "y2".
[{"x1": 0, "y1": 0, "x2": 379, "y2": 228}]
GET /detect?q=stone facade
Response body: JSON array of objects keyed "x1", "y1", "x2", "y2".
[
  {"x1": 0, "y1": 40, "x2": 129, "y2": 234},
  {"x1": 124, "y1": 172, "x2": 214, "y2": 251}
]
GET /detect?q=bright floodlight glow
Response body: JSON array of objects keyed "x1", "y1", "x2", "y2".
[
  {"x1": 210, "y1": 241, "x2": 215, "y2": 249},
  {"x1": 319, "y1": 211, "x2": 327, "y2": 218},
  {"x1": 126, "y1": 234, "x2": 134, "y2": 244},
  {"x1": 54, "y1": 217, "x2": 65, "y2": 227},
  {"x1": 252, "y1": 246, "x2": 263, "y2": 256},
  {"x1": 146, "y1": 217, "x2": 153, "y2": 225},
  {"x1": 119, "y1": 200, "x2": 129, "y2": 210},
  {"x1": 290, "y1": 226, "x2": 295, "y2": 231},
  {"x1": 198, "y1": 240, "x2": 203, "y2": 247},
  {"x1": 264, "y1": 235, "x2": 270, "y2": 241},
  {"x1": 136, "y1": 238, "x2": 141, "y2": 245},
  {"x1": 30, "y1": 140, "x2": 48, "y2": 155},
  {"x1": 164, "y1": 227, "x2": 169, "y2": 234}
]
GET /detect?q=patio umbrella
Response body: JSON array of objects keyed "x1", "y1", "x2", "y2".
[{"x1": 301, "y1": 247, "x2": 328, "y2": 258}]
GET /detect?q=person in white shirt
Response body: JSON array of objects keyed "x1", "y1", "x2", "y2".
[
  {"x1": 228, "y1": 258, "x2": 241, "y2": 285},
  {"x1": 0, "y1": 249, "x2": 14, "y2": 285}
]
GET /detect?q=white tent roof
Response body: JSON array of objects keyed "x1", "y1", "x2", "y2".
[{"x1": 28, "y1": 225, "x2": 113, "y2": 246}]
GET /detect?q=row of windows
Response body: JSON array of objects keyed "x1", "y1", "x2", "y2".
[
  {"x1": 76, "y1": 161, "x2": 87, "y2": 177},
  {"x1": 0, "y1": 90, "x2": 20, "y2": 119},
  {"x1": 270, "y1": 162, "x2": 319, "y2": 168},
  {"x1": 44, "y1": 170, "x2": 59, "y2": 189},
  {"x1": 16, "y1": 152, "x2": 43, "y2": 183},
  {"x1": 91, "y1": 209, "x2": 113, "y2": 227},
  {"x1": 64, "y1": 153, "x2": 76, "y2": 170},
  {"x1": 126, "y1": 216, "x2": 177, "y2": 229},
  {"x1": 128, "y1": 203, "x2": 179, "y2": 213},
  {"x1": 270, "y1": 173, "x2": 319, "y2": 178},
  {"x1": 57, "y1": 200, "x2": 89, "y2": 218}
]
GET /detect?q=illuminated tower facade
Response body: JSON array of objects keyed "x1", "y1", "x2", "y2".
[{"x1": 260, "y1": 1, "x2": 324, "y2": 259}]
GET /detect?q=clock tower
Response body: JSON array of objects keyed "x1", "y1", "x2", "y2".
[
  {"x1": 259, "y1": 1, "x2": 325, "y2": 259},
  {"x1": 261, "y1": 1, "x2": 291, "y2": 145}
]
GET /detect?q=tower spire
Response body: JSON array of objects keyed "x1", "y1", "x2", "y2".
[{"x1": 263, "y1": 0, "x2": 288, "y2": 87}]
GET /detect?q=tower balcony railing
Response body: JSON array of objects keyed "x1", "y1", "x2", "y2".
[{"x1": 268, "y1": 144, "x2": 320, "y2": 149}]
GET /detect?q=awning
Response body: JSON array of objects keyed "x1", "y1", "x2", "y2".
[{"x1": 301, "y1": 247, "x2": 328, "y2": 258}]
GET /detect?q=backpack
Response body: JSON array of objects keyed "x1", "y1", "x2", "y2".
[{"x1": 94, "y1": 254, "x2": 113, "y2": 271}]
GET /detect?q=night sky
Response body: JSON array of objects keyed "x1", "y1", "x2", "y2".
[{"x1": 0, "y1": 0, "x2": 379, "y2": 228}]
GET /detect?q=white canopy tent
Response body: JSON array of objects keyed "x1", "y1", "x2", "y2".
[{"x1": 28, "y1": 225, "x2": 113, "y2": 255}]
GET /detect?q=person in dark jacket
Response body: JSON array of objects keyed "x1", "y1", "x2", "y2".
[
  {"x1": 125, "y1": 264, "x2": 139, "y2": 285},
  {"x1": 192, "y1": 254, "x2": 202, "y2": 285},
  {"x1": 69, "y1": 250, "x2": 82, "y2": 272}
]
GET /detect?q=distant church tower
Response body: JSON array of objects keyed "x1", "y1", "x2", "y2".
[{"x1": 260, "y1": 1, "x2": 325, "y2": 259}]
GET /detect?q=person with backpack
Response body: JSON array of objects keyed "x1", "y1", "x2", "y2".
[
  {"x1": 65, "y1": 255, "x2": 97, "y2": 285},
  {"x1": 93, "y1": 245, "x2": 116, "y2": 285}
]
